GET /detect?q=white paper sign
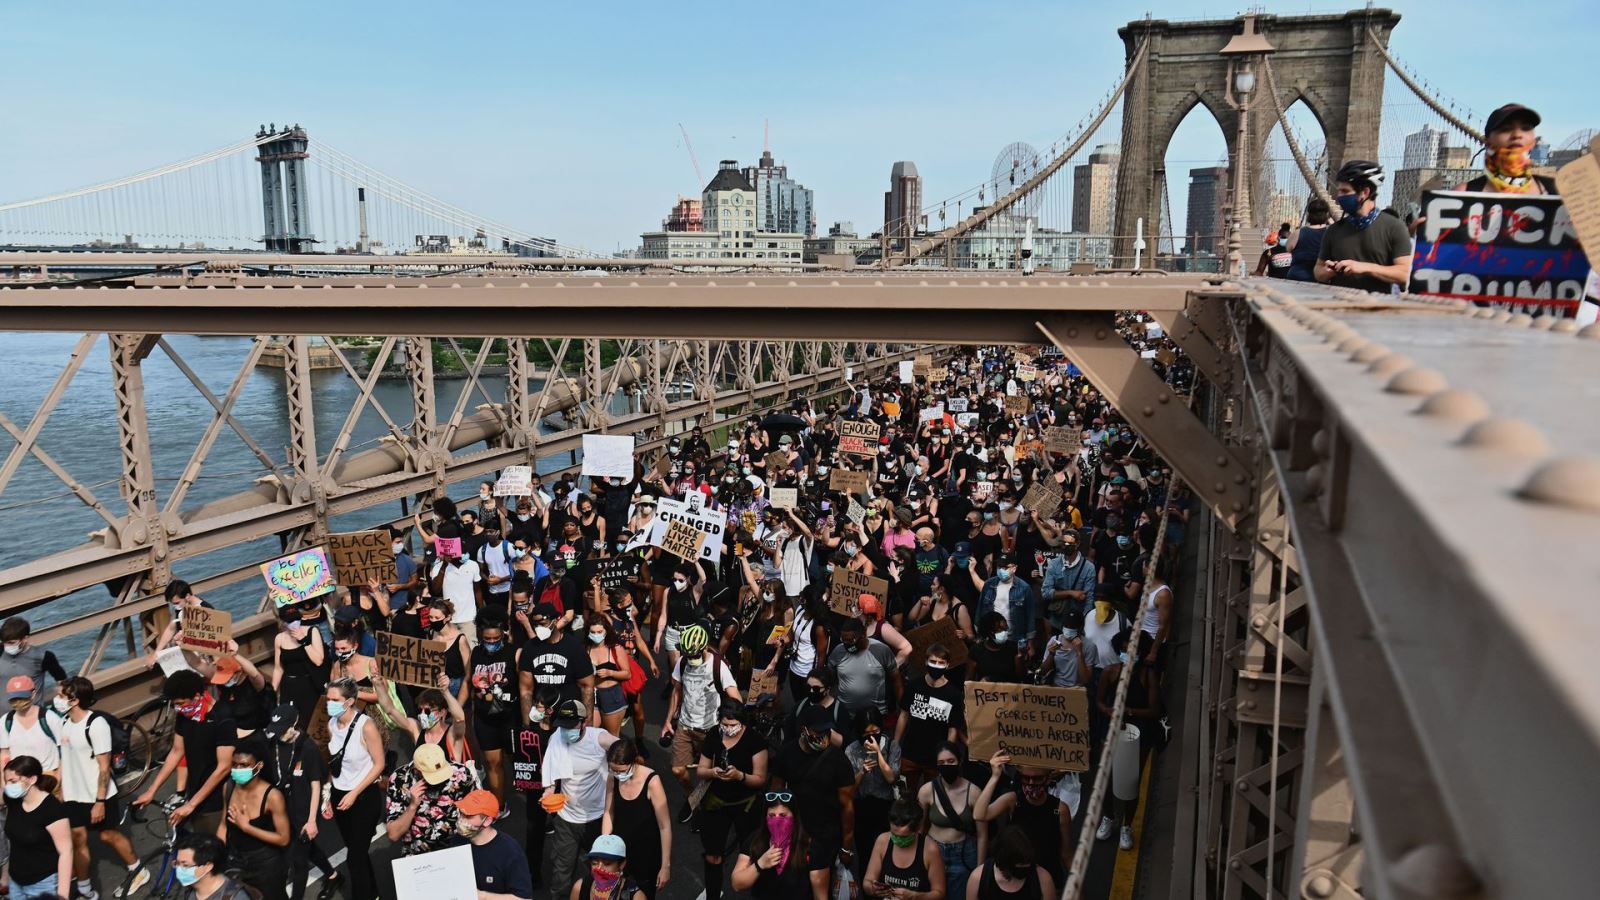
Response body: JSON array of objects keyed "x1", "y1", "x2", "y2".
[
  {"x1": 947, "y1": 398, "x2": 969, "y2": 413},
  {"x1": 648, "y1": 496, "x2": 726, "y2": 564},
  {"x1": 392, "y1": 844, "x2": 476, "y2": 900},
  {"x1": 155, "y1": 645, "x2": 193, "y2": 676},
  {"x1": 919, "y1": 404, "x2": 945, "y2": 424},
  {"x1": 956, "y1": 412, "x2": 980, "y2": 428},
  {"x1": 493, "y1": 465, "x2": 532, "y2": 497},
  {"x1": 582, "y1": 434, "x2": 636, "y2": 479},
  {"x1": 846, "y1": 366, "x2": 854, "y2": 382},
  {"x1": 899, "y1": 361, "x2": 914, "y2": 384}
]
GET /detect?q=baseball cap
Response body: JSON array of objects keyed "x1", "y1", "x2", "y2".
[
  {"x1": 996, "y1": 552, "x2": 1017, "y2": 567},
  {"x1": 456, "y1": 789, "x2": 499, "y2": 818},
  {"x1": 589, "y1": 834, "x2": 627, "y2": 861},
  {"x1": 413, "y1": 743, "x2": 452, "y2": 785},
  {"x1": 778, "y1": 434, "x2": 793, "y2": 446},
  {"x1": 553, "y1": 698, "x2": 587, "y2": 727},
  {"x1": 262, "y1": 704, "x2": 300, "y2": 740},
  {"x1": 209, "y1": 656, "x2": 242, "y2": 685},
  {"x1": 5, "y1": 676, "x2": 34, "y2": 700},
  {"x1": 1485, "y1": 103, "x2": 1540, "y2": 134},
  {"x1": 953, "y1": 540, "x2": 973, "y2": 557},
  {"x1": 332, "y1": 605, "x2": 362, "y2": 625}
]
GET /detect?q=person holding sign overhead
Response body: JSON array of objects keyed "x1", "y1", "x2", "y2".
[
  {"x1": 271, "y1": 609, "x2": 327, "y2": 728},
  {"x1": 973, "y1": 750, "x2": 1073, "y2": 887}
]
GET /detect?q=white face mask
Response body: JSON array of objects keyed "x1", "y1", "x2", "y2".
[
  {"x1": 673, "y1": 580, "x2": 689, "y2": 592},
  {"x1": 51, "y1": 696, "x2": 71, "y2": 714},
  {"x1": 392, "y1": 541, "x2": 404, "y2": 554},
  {"x1": 533, "y1": 625, "x2": 553, "y2": 642},
  {"x1": 1, "y1": 644, "x2": 20, "y2": 657}
]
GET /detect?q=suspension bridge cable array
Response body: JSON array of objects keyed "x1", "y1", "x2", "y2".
[{"x1": 1366, "y1": 28, "x2": 1485, "y2": 146}]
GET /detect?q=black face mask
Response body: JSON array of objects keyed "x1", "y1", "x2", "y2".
[
  {"x1": 937, "y1": 763, "x2": 962, "y2": 784},
  {"x1": 808, "y1": 686, "x2": 825, "y2": 701}
]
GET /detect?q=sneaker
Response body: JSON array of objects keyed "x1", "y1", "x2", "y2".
[
  {"x1": 1096, "y1": 816, "x2": 1114, "y2": 841},
  {"x1": 1119, "y1": 826, "x2": 1134, "y2": 851},
  {"x1": 115, "y1": 868, "x2": 151, "y2": 898},
  {"x1": 80, "y1": 890, "x2": 101, "y2": 900},
  {"x1": 316, "y1": 873, "x2": 343, "y2": 900}
]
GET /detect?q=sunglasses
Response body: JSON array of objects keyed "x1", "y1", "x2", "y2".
[{"x1": 765, "y1": 791, "x2": 793, "y2": 804}]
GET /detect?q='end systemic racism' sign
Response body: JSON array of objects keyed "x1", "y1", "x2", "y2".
[{"x1": 1410, "y1": 190, "x2": 1590, "y2": 308}]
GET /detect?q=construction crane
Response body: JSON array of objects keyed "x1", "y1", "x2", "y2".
[{"x1": 678, "y1": 123, "x2": 704, "y2": 188}]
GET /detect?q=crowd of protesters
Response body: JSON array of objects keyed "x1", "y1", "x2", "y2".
[{"x1": 4, "y1": 331, "x2": 1196, "y2": 900}]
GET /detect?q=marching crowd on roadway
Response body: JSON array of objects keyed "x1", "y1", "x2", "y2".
[{"x1": 0, "y1": 335, "x2": 1195, "y2": 900}]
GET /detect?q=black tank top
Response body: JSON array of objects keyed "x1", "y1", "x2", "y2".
[
  {"x1": 879, "y1": 839, "x2": 931, "y2": 893},
  {"x1": 1011, "y1": 795, "x2": 1062, "y2": 864},
  {"x1": 225, "y1": 784, "x2": 283, "y2": 856},
  {"x1": 978, "y1": 863, "x2": 1041, "y2": 900},
  {"x1": 667, "y1": 587, "x2": 701, "y2": 627}
]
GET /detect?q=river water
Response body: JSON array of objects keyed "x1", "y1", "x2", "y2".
[{"x1": 0, "y1": 333, "x2": 620, "y2": 670}]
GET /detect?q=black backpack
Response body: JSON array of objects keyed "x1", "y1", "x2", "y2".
[{"x1": 88, "y1": 710, "x2": 133, "y2": 774}]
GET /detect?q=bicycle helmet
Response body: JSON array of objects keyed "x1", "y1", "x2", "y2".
[
  {"x1": 677, "y1": 624, "x2": 709, "y2": 655},
  {"x1": 1336, "y1": 160, "x2": 1385, "y2": 190}
]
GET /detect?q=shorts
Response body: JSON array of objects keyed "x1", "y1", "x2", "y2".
[
  {"x1": 65, "y1": 796, "x2": 121, "y2": 831},
  {"x1": 806, "y1": 831, "x2": 842, "y2": 872},
  {"x1": 669, "y1": 725, "x2": 707, "y2": 769},
  {"x1": 597, "y1": 684, "x2": 627, "y2": 716},
  {"x1": 663, "y1": 625, "x2": 683, "y2": 655},
  {"x1": 472, "y1": 714, "x2": 514, "y2": 753}
]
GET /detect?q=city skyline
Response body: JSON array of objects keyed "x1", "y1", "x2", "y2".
[{"x1": 2, "y1": 0, "x2": 1593, "y2": 253}]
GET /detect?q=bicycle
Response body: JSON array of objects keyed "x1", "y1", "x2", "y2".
[
  {"x1": 117, "y1": 696, "x2": 172, "y2": 798},
  {"x1": 120, "y1": 804, "x2": 183, "y2": 900}
]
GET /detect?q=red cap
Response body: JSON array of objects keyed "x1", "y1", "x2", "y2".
[{"x1": 5, "y1": 675, "x2": 34, "y2": 699}]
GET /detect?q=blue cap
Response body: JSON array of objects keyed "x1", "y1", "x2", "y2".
[{"x1": 589, "y1": 834, "x2": 627, "y2": 860}]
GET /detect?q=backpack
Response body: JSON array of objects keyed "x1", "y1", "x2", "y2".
[
  {"x1": 87, "y1": 711, "x2": 133, "y2": 772},
  {"x1": 3, "y1": 708, "x2": 58, "y2": 743}
]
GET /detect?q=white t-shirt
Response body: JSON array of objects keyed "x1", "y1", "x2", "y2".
[
  {"x1": 0, "y1": 708, "x2": 65, "y2": 771},
  {"x1": 431, "y1": 558, "x2": 483, "y2": 622},
  {"x1": 57, "y1": 712, "x2": 115, "y2": 803},
  {"x1": 550, "y1": 730, "x2": 609, "y2": 825},
  {"x1": 672, "y1": 655, "x2": 737, "y2": 731}
]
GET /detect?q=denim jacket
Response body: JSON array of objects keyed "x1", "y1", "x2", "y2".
[
  {"x1": 979, "y1": 575, "x2": 1037, "y2": 643},
  {"x1": 1040, "y1": 553, "x2": 1097, "y2": 619}
]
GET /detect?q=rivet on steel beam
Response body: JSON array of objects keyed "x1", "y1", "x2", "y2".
[
  {"x1": 1416, "y1": 389, "x2": 1490, "y2": 422},
  {"x1": 1508, "y1": 313, "x2": 1534, "y2": 326},
  {"x1": 1142, "y1": 406, "x2": 1154, "y2": 417},
  {"x1": 1351, "y1": 344, "x2": 1389, "y2": 363},
  {"x1": 1304, "y1": 872, "x2": 1337, "y2": 898},
  {"x1": 1336, "y1": 335, "x2": 1369, "y2": 354},
  {"x1": 1311, "y1": 429, "x2": 1329, "y2": 457},
  {"x1": 1067, "y1": 328, "x2": 1078, "y2": 339},
  {"x1": 1157, "y1": 393, "x2": 1170, "y2": 404},
  {"x1": 1367, "y1": 354, "x2": 1413, "y2": 377},
  {"x1": 1517, "y1": 457, "x2": 1600, "y2": 513},
  {"x1": 1552, "y1": 320, "x2": 1580, "y2": 333},
  {"x1": 1095, "y1": 330, "x2": 1108, "y2": 340},
  {"x1": 1251, "y1": 615, "x2": 1267, "y2": 628},
  {"x1": 1234, "y1": 473, "x2": 1247, "y2": 485},
  {"x1": 1385, "y1": 367, "x2": 1448, "y2": 395},
  {"x1": 1457, "y1": 418, "x2": 1550, "y2": 455},
  {"x1": 1391, "y1": 845, "x2": 1480, "y2": 898},
  {"x1": 1215, "y1": 455, "x2": 1229, "y2": 467},
  {"x1": 1306, "y1": 463, "x2": 1326, "y2": 495},
  {"x1": 1230, "y1": 501, "x2": 1244, "y2": 512},
  {"x1": 1577, "y1": 323, "x2": 1600, "y2": 340},
  {"x1": 1235, "y1": 780, "x2": 1249, "y2": 793}
]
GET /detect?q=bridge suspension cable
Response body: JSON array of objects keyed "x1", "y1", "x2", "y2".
[
  {"x1": 0, "y1": 134, "x2": 274, "y2": 214},
  {"x1": 1367, "y1": 26, "x2": 1485, "y2": 146},
  {"x1": 1260, "y1": 57, "x2": 1335, "y2": 210}
]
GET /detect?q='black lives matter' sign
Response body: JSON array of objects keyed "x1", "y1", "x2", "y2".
[{"x1": 375, "y1": 631, "x2": 448, "y2": 688}]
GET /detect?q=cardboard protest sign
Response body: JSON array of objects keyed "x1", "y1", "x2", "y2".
[
  {"x1": 647, "y1": 496, "x2": 726, "y2": 564},
  {"x1": 966, "y1": 682, "x2": 1091, "y2": 772},
  {"x1": 1015, "y1": 364, "x2": 1038, "y2": 382},
  {"x1": 582, "y1": 434, "x2": 636, "y2": 479},
  {"x1": 1021, "y1": 480, "x2": 1063, "y2": 517},
  {"x1": 326, "y1": 530, "x2": 395, "y2": 587},
  {"x1": 494, "y1": 465, "x2": 533, "y2": 497},
  {"x1": 1005, "y1": 395, "x2": 1028, "y2": 415},
  {"x1": 260, "y1": 548, "x2": 335, "y2": 608},
  {"x1": 1409, "y1": 190, "x2": 1590, "y2": 308},
  {"x1": 905, "y1": 616, "x2": 969, "y2": 668},
  {"x1": 432, "y1": 536, "x2": 463, "y2": 559},
  {"x1": 899, "y1": 361, "x2": 915, "y2": 384},
  {"x1": 511, "y1": 728, "x2": 546, "y2": 791},
  {"x1": 594, "y1": 557, "x2": 637, "y2": 595},
  {"x1": 837, "y1": 420, "x2": 880, "y2": 456},
  {"x1": 748, "y1": 669, "x2": 780, "y2": 701},
  {"x1": 1043, "y1": 426, "x2": 1082, "y2": 455},
  {"x1": 913, "y1": 354, "x2": 933, "y2": 371},
  {"x1": 177, "y1": 607, "x2": 232, "y2": 658},
  {"x1": 769, "y1": 487, "x2": 798, "y2": 509},
  {"x1": 375, "y1": 631, "x2": 450, "y2": 688},
  {"x1": 971, "y1": 481, "x2": 993, "y2": 502},
  {"x1": 1156, "y1": 348, "x2": 1177, "y2": 366},
  {"x1": 1556, "y1": 136, "x2": 1600, "y2": 255},
  {"x1": 660, "y1": 519, "x2": 707, "y2": 561},
  {"x1": 947, "y1": 398, "x2": 969, "y2": 413},
  {"x1": 764, "y1": 450, "x2": 789, "y2": 475},
  {"x1": 919, "y1": 404, "x2": 945, "y2": 424},
  {"x1": 829, "y1": 566, "x2": 889, "y2": 616},
  {"x1": 928, "y1": 366, "x2": 949, "y2": 382},
  {"x1": 654, "y1": 454, "x2": 674, "y2": 477},
  {"x1": 830, "y1": 469, "x2": 870, "y2": 496},
  {"x1": 846, "y1": 497, "x2": 868, "y2": 527}
]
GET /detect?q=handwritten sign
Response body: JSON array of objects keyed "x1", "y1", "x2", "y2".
[
  {"x1": 764, "y1": 450, "x2": 789, "y2": 475},
  {"x1": 829, "y1": 566, "x2": 889, "y2": 616},
  {"x1": 654, "y1": 454, "x2": 674, "y2": 477},
  {"x1": 178, "y1": 607, "x2": 232, "y2": 658},
  {"x1": 582, "y1": 434, "x2": 636, "y2": 479},
  {"x1": 1409, "y1": 190, "x2": 1590, "y2": 308},
  {"x1": 1021, "y1": 480, "x2": 1063, "y2": 517},
  {"x1": 971, "y1": 481, "x2": 993, "y2": 502},
  {"x1": 1015, "y1": 364, "x2": 1038, "y2": 382},
  {"x1": 326, "y1": 530, "x2": 395, "y2": 587},
  {"x1": 846, "y1": 497, "x2": 868, "y2": 527},
  {"x1": 830, "y1": 469, "x2": 870, "y2": 496},
  {"x1": 769, "y1": 487, "x2": 798, "y2": 509},
  {"x1": 392, "y1": 844, "x2": 476, "y2": 900},
  {"x1": 956, "y1": 412, "x2": 979, "y2": 429},
  {"x1": 660, "y1": 519, "x2": 707, "y2": 561},
  {"x1": 494, "y1": 465, "x2": 533, "y2": 497},
  {"x1": 375, "y1": 631, "x2": 449, "y2": 688},
  {"x1": 966, "y1": 682, "x2": 1090, "y2": 772},
  {"x1": 928, "y1": 366, "x2": 949, "y2": 382},
  {"x1": 261, "y1": 548, "x2": 335, "y2": 608},
  {"x1": 919, "y1": 404, "x2": 945, "y2": 424},
  {"x1": 905, "y1": 616, "x2": 969, "y2": 668},
  {"x1": 432, "y1": 536, "x2": 463, "y2": 559},
  {"x1": 1043, "y1": 426, "x2": 1082, "y2": 455},
  {"x1": 947, "y1": 397, "x2": 969, "y2": 413},
  {"x1": 648, "y1": 496, "x2": 725, "y2": 564},
  {"x1": 1005, "y1": 395, "x2": 1028, "y2": 415},
  {"x1": 155, "y1": 645, "x2": 192, "y2": 676},
  {"x1": 593, "y1": 556, "x2": 637, "y2": 596},
  {"x1": 748, "y1": 669, "x2": 780, "y2": 701},
  {"x1": 899, "y1": 361, "x2": 915, "y2": 384},
  {"x1": 838, "y1": 420, "x2": 880, "y2": 457},
  {"x1": 913, "y1": 355, "x2": 933, "y2": 375},
  {"x1": 1556, "y1": 136, "x2": 1600, "y2": 256}
]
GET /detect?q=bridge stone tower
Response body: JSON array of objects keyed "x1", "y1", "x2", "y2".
[
  {"x1": 1110, "y1": 8, "x2": 1401, "y2": 266},
  {"x1": 256, "y1": 124, "x2": 313, "y2": 253}
]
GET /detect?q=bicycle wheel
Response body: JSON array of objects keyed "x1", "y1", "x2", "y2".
[{"x1": 118, "y1": 717, "x2": 156, "y2": 797}]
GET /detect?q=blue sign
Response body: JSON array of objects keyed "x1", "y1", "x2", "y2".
[{"x1": 1410, "y1": 190, "x2": 1590, "y2": 308}]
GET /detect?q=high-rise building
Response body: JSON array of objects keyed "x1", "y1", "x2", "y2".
[
  {"x1": 1072, "y1": 144, "x2": 1120, "y2": 234},
  {"x1": 1403, "y1": 125, "x2": 1447, "y2": 169},
  {"x1": 664, "y1": 197, "x2": 703, "y2": 232},
  {"x1": 1186, "y1": 166, "x2": 1230, "y2": 257},
  {"x1": 883, "y1": 161, "x2": 923, "y2": 244},
  {"x1": 1438, "y1": 144, "x2": 1472, "y2": 169},
  {"x1": 743, "y1": 151, "x2": 815, "y2": 237}
]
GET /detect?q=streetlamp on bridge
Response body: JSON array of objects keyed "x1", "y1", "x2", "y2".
[{"x1": 1220, "y1": 15, "x2": 1274, "y2": 276}]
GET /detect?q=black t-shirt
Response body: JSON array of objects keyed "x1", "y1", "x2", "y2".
[
  {"x1": 269, "y1": 735, "x2": 328, "y2": 824},
  {"x1": 772, "y1": 741, "x2": 854, "y2": 839},
  {"x1": 4, "y1": 792, "x2": 67, "y2": 885},
  {"x1": 469, "y1": 643, "x2": 518, "y2": 722},
  {"x1": 176, "y1": 713, "x2": 237, "y2": 812},
  {"x1": 1317, "y1": 214, "x2": 1412, "y2": 293},
  {"x1": 517, "y1": 634, "x2": 595, "y2": 703},
  {"x1": 935, "y1": 497, "x2": 973, "y2": 550},
  {"x1": 900, "y1": 675, "x2": 965, "y2": 765},
  {"x1": 215, "y1": 679, "x2": 269, "y2": 732},
  {"x1": 970, "y1": 640, "x2": 1018, "y2": 684},
  {"x1": 701, "y1": 728, "x2": 767, "y2": 801},
  {"x1": 705, "y1": 611, "x2": 738, "y2": 651}
]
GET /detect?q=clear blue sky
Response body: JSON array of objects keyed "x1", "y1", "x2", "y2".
[{"x1": 1, "y1": 1, "x2": 1593, "y2": 253}]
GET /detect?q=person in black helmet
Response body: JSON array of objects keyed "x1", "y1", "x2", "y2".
[{"x1": 1315, "y1": 160, "x2": 1413, "y2": 293}]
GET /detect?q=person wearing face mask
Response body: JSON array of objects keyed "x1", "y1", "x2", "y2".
[
  {"x1": 469, "y1": 615, "x2": 519, "y2": 806},
  {"x1": 585, "y1": 618, "x2": 633, "y2": 737},
  {"x1": 541, "y1": 699, "x2": 619, "y2": 898},
  {"x1": 217, "y1": 740, "x2": 291, "y2": 900},
  {"x1": 208, "y1": 650, "x2": 268, "y2": 733},
  {"x1": 518, "y1": 603, "x2": 597, "y2": 719},
  {"x1": 978, "y1": 554, "x2": 1037, "y2": 661},
  {"x1": 968, "y1": 613, "x2": 1021, "y2": 684},
  {"x1": 769, "y1": 704, "x2": 858, "y2": 891},
  {"x1": 383, "y1": 742, "x2": 475, "y2": 857},
  {"x1": 171, "y1": 835, "x2": 253, "y2": 900},
  {"x1": 846, "y1": 709, "x2": 904, "y2": 872},
  {"x1": 53, "y1": 677, "x2": 147, "y2": 900},
  {"x1": 1039, "y1": 608, "x2": 1091, "y2": 689},
  {"x1": 1093, "y1": 631, "x2": 1162, "y2": 851},
  {"x1": 730, "y1": 793, "x2": 814, "y2": 899},
  {"x1": 663, "y1": 626, "x2": 741, "y2": 821},
  {"x1": 323, "y1": 678, "x2": 385, "y2": 897},
  {"x1": 452, "y1": 789, "x2": 534, "y2": 900},
  {"x1": 0, "y1": 675, "x2": 65, "y2": 782},
  {"x1": 270, "y1": 610, "x2": 327, "y2": 728},
  {"x1": 420, "y1": 598, "x2": 471, "y2": 705},
  {"x1": 693, "y1": 704, "x2": 767, "y2": 900},
  {"x1": 601, "y1": 739, "x2": 671, "y2": 900},
  {"x1": 328, "y1": 629, "x2": 378, "y2": 708},
  {"x1": 826, "y1": 620, "x2": 901, "y2": 725},
  {"x1": 1314, "y1": 160, "x2": 1412, "y2": 292},
  {"x1": 1, "y1": 755, "x2": 69, "y2": 900},
  {"x1": 974, "y1": 751, "x2": 1073, "y2": 887},
  {"x1": 1039, "y1": 533, "x2": 1095, "y2": 630},
  {"x1": 654, "y1": 561, "x2": 707, "y2": 679},
  {"x1": 260, "y1": 705, "x2": 339, "y2": 900},
  {"x1": 477, "y1": 524, "x2": 521, "y2": 608},
  {"x1": 862, "y1": 798, "x2": 945, "y2": 900},
  {"x1": 893, "y1": 646, "x2": 965, "y2": 792},
  {"x1": 134, "y1": 671, "x2": 236, "y2": 836},
  {"x1": 570, "y1": 834, "x2": 646, "y2": 900},
  {"x1": 428, "y1": 524, "x2": 485, "y2": 644},
  {"x1": 601, "y1": 588, "x2": 657, "y2": 750},
  {"x1": 915, "y1": 742, "x2": 978, "y2": 900}
]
